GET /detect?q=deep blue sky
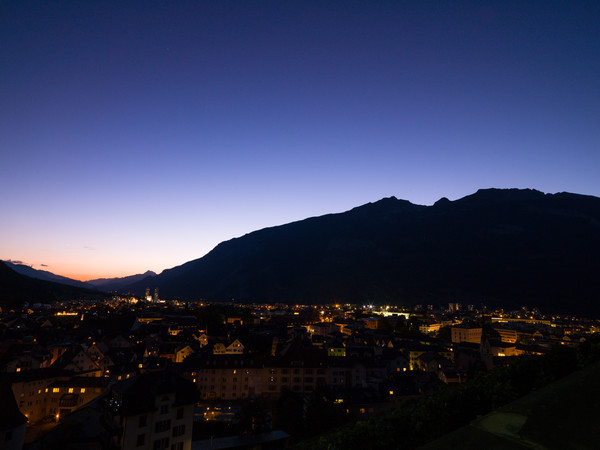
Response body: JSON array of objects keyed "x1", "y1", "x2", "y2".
[{"x1": 2, "y1": 1, "x2": 599, "y2": 279}]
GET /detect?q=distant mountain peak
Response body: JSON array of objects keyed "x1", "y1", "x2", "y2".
[
  {"x1": 434, "y1": 197, "x2": 451, "y2": 206},
  {"x1": 466, "y1": 188, "x2": 546, "y2": 202},
  {"x1": 0, "y1": 261, "x2": 107, "y2": 306},
  {"x1": 2, "y1": 260, "x2": 94, "y2": 289},
  {"x1": 86, "y1": 271, "x2": 157, "y2": 292}
]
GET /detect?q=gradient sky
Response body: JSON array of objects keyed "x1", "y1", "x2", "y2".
[{"x1": 2, "y1": 1, "x2": 599, "y2": 280}]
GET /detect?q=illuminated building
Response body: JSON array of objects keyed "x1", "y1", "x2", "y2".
[{"x1": 451, "y1": 326, "x2": 482, "y2": 344}]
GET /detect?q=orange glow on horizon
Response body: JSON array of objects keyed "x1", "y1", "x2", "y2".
[
  {"x1": 32, "y1": 260, "x2": 159, "y2": 283},
  {"x1": 61, "y1": 273, "x2": 109, "y2": 282},
  {"x1": 58, "y1": 270, "x2": 139, "y2": 282}
]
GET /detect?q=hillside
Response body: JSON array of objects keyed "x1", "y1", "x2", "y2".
[
  {"x1": 124, "y1": 189, "x2": 600, "y2": 314},
  {"x1": 3, "y1": 260, "x2": 94, "y2": 289},
  {"x1": 0, "y1": 261, "x2": 108, "y2": 307}
]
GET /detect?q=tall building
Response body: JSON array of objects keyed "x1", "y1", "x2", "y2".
[
  {"x1": 154, "y1": 287, "x2": 159, "y2": 302},
  {"x1": 106, "y1": 370, "x2": 198, "y2": 450}
]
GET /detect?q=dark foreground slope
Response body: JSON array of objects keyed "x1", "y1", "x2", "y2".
[
  {"x1": 126, "y1": 189, "x2": 600, "y2": 313},
  {"x1": 0, "y1": 261, "x2": 108, "y2": 306},
  {"x1": 419, "y1": 360, "x2": 600, "y2": 450},
  {"x1": 293, "y1": 340, "x2": 600, "y2": 450}
]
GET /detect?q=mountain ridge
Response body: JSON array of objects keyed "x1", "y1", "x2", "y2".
[
  {"x1": 2, "y1": 261, "x2": 95, "y2": 289},
  {"x1": 86, "y1": 271, "x2": 157, "y2": 292},
  {"x1": 123, "y1": 188, "x2": 600, "y2": 314},
  {"x1": 0, "y1": 261, "x2": 109, "y2": 306}
]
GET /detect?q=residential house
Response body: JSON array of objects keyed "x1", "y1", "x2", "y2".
[{"x1": 213, "y1": 339, "x2": 244, "y2": 355}]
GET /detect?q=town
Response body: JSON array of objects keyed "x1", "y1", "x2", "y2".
[{"x1": 1, "y1": 294, "x2": 598, "y2": 449}]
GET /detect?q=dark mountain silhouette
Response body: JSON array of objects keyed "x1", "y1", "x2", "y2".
[
  {"x1": 124, "y1": 189, "x2": 600, "y2": 314},
  {"x1": 87, "y1": 271, "x2": 156, "y2": 292},
  {"x1": 0, "y1": 261, "x2": 109, "y2": 307},
  {"x1": 2, "y1": 260, "x2": 94, "y2": 289}
]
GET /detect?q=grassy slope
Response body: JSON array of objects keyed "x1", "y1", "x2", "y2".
[{"x1": 419, "y1": 361, "x2": 600, "y2": 450}]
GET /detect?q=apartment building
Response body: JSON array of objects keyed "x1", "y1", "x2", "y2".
[
  {"x1": 451, "y1": 327, "x2": 482, "y2": 344},
  {"x1": 107, "y1": 370, "x2": 198, "y2": 450},
  {"x1": 10, "y1": 369, "x2": 110, "y2": 423}
]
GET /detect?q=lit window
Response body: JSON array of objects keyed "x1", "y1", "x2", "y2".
[
  {"x1": 53, "y1": 388, "x2": 60, "y2": 393},
  {"x1": 68, "y1": 388, "x2": 74, "y2": 393},
  {"x1": 80, "y1": 388, "x2": 86, "y2": 393}
]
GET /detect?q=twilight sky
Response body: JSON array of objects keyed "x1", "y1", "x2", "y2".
[{"x1": 1, "y1": 1, "x2": 599, "y2": 280}]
